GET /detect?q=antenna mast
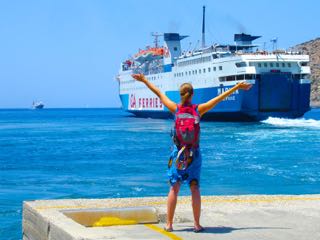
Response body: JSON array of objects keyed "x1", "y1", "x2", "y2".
[
  {"x1": 151, "y1": 32, "x2": 163, "y2": 48},
  {"x1": 202, "y1": 5, "x2": 206, "y2": 48},
  {"x1": 271, "y1": 38, "x2": 278, "y2": 51}
]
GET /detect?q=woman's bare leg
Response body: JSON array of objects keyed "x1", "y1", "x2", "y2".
[
  {"x1": 166, "y1": 182, "x2": 181, "y2": 230},
  {"x1": 190, "y1": 183, "x2": 202, "y2": 230}
]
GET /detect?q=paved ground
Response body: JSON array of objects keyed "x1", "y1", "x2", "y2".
[{"x1": 23, "y1": 194, "x2": 320, "y2": 240}]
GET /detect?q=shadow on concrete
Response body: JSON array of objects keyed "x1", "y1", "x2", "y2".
[{"x1": 175, "y1": 226, "x2": 290, "y2": 234}]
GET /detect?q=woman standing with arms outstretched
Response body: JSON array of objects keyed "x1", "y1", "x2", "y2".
[{"x1": 132, "y1": 73, "x2": 251, "y2": 232}]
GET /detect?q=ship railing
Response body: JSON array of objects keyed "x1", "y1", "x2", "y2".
[{"x1": 235, "y1": 50, "x2": 304, "y2": 56}]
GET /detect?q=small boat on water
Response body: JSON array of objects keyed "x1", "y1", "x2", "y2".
[{"x1": 32, "y1": 101, "x2": 44, "y2": 109}]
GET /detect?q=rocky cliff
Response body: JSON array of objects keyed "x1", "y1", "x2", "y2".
[{"x1": 294, "y1": 38, "x2": 320, "y2": 107}]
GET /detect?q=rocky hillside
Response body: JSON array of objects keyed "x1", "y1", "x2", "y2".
[{"x1": 294, "y1": 38, "x2": 320, "y2": 107}]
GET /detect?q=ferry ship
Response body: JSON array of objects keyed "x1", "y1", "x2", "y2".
[
  {"x1": 32, "y1": 101, "x2": 44, "y2": 109},
  {"x1": 116, "y1": 7, "x2": 311, "y2": 121}
]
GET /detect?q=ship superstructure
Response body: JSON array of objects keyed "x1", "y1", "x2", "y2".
[
  {"x1": 32, "y1": 101, "x2": 44, "y2": 109},
  {"x1": 116, "y1": 9, "x2": 310, "y2": 120}
]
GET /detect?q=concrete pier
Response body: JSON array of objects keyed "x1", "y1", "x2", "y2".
[{"x1": 23, "y1": 194, "x2": 320, "y2": 240}]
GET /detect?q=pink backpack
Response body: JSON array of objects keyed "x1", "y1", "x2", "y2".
[{"x1": 174, "y1": 104, "x2": 200, "y2": 148}]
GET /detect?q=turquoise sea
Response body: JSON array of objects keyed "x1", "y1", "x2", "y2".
[{"x1": 0, "y1": 108, "x2": 320, "y2": 240}]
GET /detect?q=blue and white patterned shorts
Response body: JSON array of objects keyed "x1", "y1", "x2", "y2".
[{"x1": 167, "y1": 145, "x2": 202, "y2": 187}]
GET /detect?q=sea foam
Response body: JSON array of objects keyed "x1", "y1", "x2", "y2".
[{"x1": 262, "y1": 117, "x2": 320, "y2": 129}]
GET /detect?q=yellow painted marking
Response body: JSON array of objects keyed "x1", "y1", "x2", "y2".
[
  {"x1": 92, "y1": 217, "x2": 137, "y2": 227},
  {"x1": 34, "y1": 196, "x2": 320, "y2": 211},
  {"x1": 144, "y1": 224, "x2": 183, "y2": 240}
]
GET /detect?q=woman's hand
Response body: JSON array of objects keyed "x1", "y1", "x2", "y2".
[
  {"x1": 198, "y1": 81, "x2": 252, "y2": 116},
  {"x1": 131, "y1": 73, "x2": 177, "y2": 113},
  {"x1": 132, "y1": 74, "x2": 147, "y2": 83},
  {"x1": 236, "y1": 81, "x2": 252, "y2": 91}
]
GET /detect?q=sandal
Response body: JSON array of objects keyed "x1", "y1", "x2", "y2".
[
  {"x1": 193, "y1": 227, "x2": 205, "y2": 233},
  {"x1": 163, "y1": 226, "x2": 173, "y2": 232}
]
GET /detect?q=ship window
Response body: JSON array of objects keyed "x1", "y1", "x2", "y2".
[
  {"x1": 270, "y1": 63, "x2": 274, "y2": 67},
  {"x1": 174, "y1": 47, "x2": 178, "y2": 51},
  {"x1": 236, "y1": 62, "x2": 247, "y2": 67},
  {"x1": 282, "y1": 63, "x2": 285, "y2": 67},
  {"x1": 224, "y1": 74, "x2": 255, "y2": 81},
  {"x1": 264, "y1": 63, "x2": 267, "y2": 67},
  {"x1": 208, "y1": 67, "x2": 211, "y2": 72},
  {"x1": 181, "y1": 72, "x2": 184, "y2": 77},
  {"x1": 189, "y1": 71, "x2": 191, "y2": 75},
  {"x1": 276, "y1": 63, "x2": 279, "y2": 67},
  {"x1": 192, "y1": 70, "x2": 195, "y2": 75},
  {"x1": 301, "y1": 61, "x2": 309, "y2": 66},
  {"x1": 195, "y1": 70, "x2": 197, "y2": 74},
  {"x1": 214, "y1": 67, "x2": 216, "y2": 71},
  {"x1": 226, "y1": 75, "x2": 235, "y2": 81},
  {"x1": 258, "y1": 63, "x2": 262, "y2": 67},
  {"x1": 245, "y1": 74, "x2": 254, "y2": 79},
  {"x1": 185, "y1": 71, "x2": 188, "y2": 76},
  {"x1": 219, "y1": 66, "x2": 222, "y2": 70},
  {"x1": 288, "y1": 63, "x2": 292, "y2": 67},
  {"x1": 302, "y1": 74, "x2": 310, "y2": 79},
  {"x1": 203, "y1": 68, "x2": 206, "y2": 73},
  {"x1": 237, "y1": 75, "x2": 245, "y2": 80},
  {"x1": 174, "y1": 73, "x2": 176, "y2": 77},
  {"x1": 199, "y1": 69, "x2": 201, "y2": 74}
]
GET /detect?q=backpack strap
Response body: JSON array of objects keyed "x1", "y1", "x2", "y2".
[
  {"x1": 192, "y1": 104, "x2": 198, "y2": 111},
  {"x1": 192, "y1": 104, "x2": 200, "y2": 117}
]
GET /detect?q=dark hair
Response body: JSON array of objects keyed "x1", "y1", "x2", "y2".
[{"x1": 180, "y1": 83, "x2": 193, "y2": 105}]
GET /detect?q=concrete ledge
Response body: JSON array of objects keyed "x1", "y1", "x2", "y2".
[
  {"x1": 63, "y1": 207, "x2": 158, "y2": 227},
  {"x1": 23, "y1": 194, "x2": 320, "y2": 240}
]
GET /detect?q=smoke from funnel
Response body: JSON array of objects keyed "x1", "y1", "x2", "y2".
[
  {"x1": 224, "y1": 15, "x2": 247, "y2": 33},
  {"x1": 168, "y1": 20, "x2": 181, "y2": 33}
]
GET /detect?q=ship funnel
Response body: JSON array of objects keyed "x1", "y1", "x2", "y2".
[
  {"x1": 202, "y1": 6, "x2": 206, "y2": 48},
  {"x1": 234, "y1": 33, "x2": 261, "y2": 46},
  {"x1": 163, "y1": 33, "x2": 188, "y2": 72}
]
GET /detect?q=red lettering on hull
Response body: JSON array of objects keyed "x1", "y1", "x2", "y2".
[{"x1": 130, "y1": 95, "x2": 164, "y2": 110}]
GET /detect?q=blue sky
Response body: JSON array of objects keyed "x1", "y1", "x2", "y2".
[{"x1": 0, "y1": 0, "x2": 319, "y2": 108}]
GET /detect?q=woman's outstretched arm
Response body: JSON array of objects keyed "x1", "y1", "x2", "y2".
[
  {"x1": 198, "y1": 82, "x2": 252, "y2": 117},
  {"x1": 131, "y1": 74, "x2": 177, "y2": 113}
]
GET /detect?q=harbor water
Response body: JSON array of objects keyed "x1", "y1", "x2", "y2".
[{"x1": 0, "y1": 108, "x2": 320, "y2": 240}]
